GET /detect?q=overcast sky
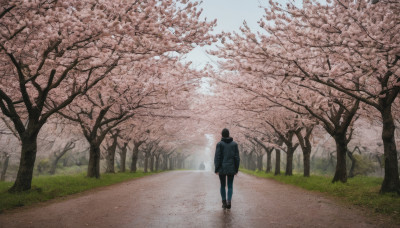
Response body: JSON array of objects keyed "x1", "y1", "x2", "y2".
[{"x1": 183, "y1": 0, "x2": 266, "y2": 69}]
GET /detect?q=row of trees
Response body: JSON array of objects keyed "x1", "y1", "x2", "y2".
[
  {"x1": 0, "y1": 0, "x2": 217, "y2": 192},
  {"x1": 1, "y1": 0, "x2": 398, "y2": 196},
  {"x1": 239, "y1": 129, "x2": 384, "y2": 177},
  {"x1": 207, "y1": 0, "x2": 399, "y2": 194},
  {"x1": 0, "y1": 106, "x2": 198, "y2": 179},
  {"x1": 30, "y1": 137, "x2": 189, "y2": 176}
]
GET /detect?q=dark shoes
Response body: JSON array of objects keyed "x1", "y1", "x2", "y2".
[
  {"x1": 226, "y1": 201, "x2": 231, "y2": 209},
  {"x1": 222, "y1": 200, "x2": 232, "y2": 209},
  {"x1": 222, "y1": 200, "x2": 227, "y2": 209}
]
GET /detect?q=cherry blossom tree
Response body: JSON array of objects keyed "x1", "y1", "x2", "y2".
[
  {"x1": 0, "y1": 0, "x2": 217, "y2": 191},
  {"x1": 0, "y1": 0, "x2": 124, "y2": 191},
  {"x1": 211, "y1": 0, "x2": 399, "y2": 193},
  {"x1": 260, "y1": 0, "x2": 400, "y2": 193},
  {"x1": 262, "y1": 111, "x2": 300, "y2": 176}
]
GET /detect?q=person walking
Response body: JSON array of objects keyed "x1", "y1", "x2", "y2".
[{"x1": 214, "y1": 128, "x2": 240, "y2": 209}]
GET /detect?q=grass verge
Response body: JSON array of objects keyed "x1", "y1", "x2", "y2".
[
  {"x1": 240, "y1": 169, "x2": 400, "y2": 223},
  {"x1": 0, "y1": 171, "x2": 162, "y2": 213}
]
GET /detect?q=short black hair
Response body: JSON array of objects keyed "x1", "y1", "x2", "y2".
[{"x1": 222, "y1": 128, "x2": 229, "y2": 138}]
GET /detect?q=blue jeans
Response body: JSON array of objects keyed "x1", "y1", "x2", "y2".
[{"x1": 219, "y1": 174, "x2": 234, "y2": 201}]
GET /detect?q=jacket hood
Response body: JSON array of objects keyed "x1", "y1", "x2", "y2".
[{"x1": 221, "y1": 137, "x2": 233, "y2": 143}]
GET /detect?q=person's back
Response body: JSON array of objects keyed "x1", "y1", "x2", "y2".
[
  {"x1": 214, "y1": 137, "x2": 240, "y2": 175},
  {"x1": 214, "y1": 128, "x2": 240, "y2": 209}
]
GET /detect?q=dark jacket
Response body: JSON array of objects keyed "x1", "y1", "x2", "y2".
[{"x1": 214, "y1": 137, "x2": 240, "y2": 175}]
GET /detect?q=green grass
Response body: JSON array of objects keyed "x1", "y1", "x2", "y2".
[
  {"x1": 52, "y1": 165, "x2": 88, "y2": 175},
  {"x1": 241, "y1": 169, "x2": 400, "y2": 223},
  {"x1": 0, "y1": 171, "x2": 162, "y2": 213}
]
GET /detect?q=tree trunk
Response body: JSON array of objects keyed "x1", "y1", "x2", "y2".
[
  {"x1": 303, "y1": 150, "x2": 311, "y2": 177},
  {"x1": 144, "y1": 155, "x2": 149, "y2": 173},
  {"x1": 244, "y1": 153, "x2": 248, "y2": 169},
  {"x1": 295, "y1": 127, "x2": 313, "y2": 177},
  {"x1": 246, "y1": 153, "x2": 252, "y2": 170},
  {"x1": 245, "y1": 153, "x2": 250, "y2": 169},
  {"x1": 347, "y1": 151, "x2": 356, "y2": 178},
  {"x1": 105, "y1": 147, "x2": 116, "y2": 173},
  {"x1": 119, "y1": 144, "x2": 127, "y2": 172},
  {"x1": 87, "y1": 144, "x2": 101, "y2": 178},
  {"x1": 275, "y1": 149, "x2": 281, "y2": 176},
  {"x1": 247, "y1": 152, "x2": 256, "y2": 171},
  {"x1": 266, "y1": 149, "x2": 272, "y2": 173},
  {"x1": 257, "y1": 154, "x2": 263, "y2": 171},
  {"x1": 1, "y1": 154, "x2": 10, "y2": 181},
  {"x1": 105, "y1": 137, "x2": 118, "y2": 173},
  {"x1": 242, "y1": 153, "x2": 247, "y2": 169},
  {"x1": 49, "y1": 159, "x2": 58, "y2": 175},
  {"x1": 162, "y1": 155, "x2": 167, "y2": 170},
  {"x1": 63, "y1": 157, "x2": 68, "y2": 167},
  {"x1": 130, "y1": 147, "x2": 139, "y2": 173},
  {"x1": 163, "y1": 155, "x2": 168, "y2": 170},
  {"x1": 155, "y1": 155, "x2": 160, "y2": 171},
  {"x1": 332, "y1": 133, "x2": 348, "y2": 183},
  {"x1": 251, "y1": 154, "x2": 256, "y2": 170},
  {"x1": 150, "y1": 155, "x2": 154, "y2": 172},
  {"x1": 380, "y1": 105, "x2": 400, "y2": 194},
  {"x1": 169, "y1": 157, "x2": 173, "y2": 170},
  {"x1": 9, "y1": 134, "x2": 38, "y2": 192},
  {"x1": 285, "y1": 147, "x2": 295, "y2": 176}
]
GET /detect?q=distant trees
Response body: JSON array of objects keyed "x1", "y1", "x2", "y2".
[
  {"x1": 49, "y1": 141, "x2": 76, "y2": 175},
  {"x1": 117, "y1": 142, "x2": 129, "y2": 173},
  {"x1": 0, "y1": 152, "x2": 10, "y2": 181}
]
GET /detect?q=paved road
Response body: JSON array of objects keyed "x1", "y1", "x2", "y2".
[{"x1": 0, "y1": 171, "x2": 394, "y2": 228}]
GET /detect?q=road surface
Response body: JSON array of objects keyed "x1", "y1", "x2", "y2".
[{"x1": 0, "y1": 171, "x2": 395, "y2": 228}]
